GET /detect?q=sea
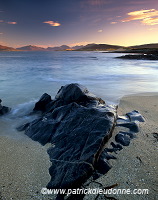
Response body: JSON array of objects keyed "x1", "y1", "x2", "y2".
[{"x1": 0, "y1": 51, "x2": 158, "y2": 138}]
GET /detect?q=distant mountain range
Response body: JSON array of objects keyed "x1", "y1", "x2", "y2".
[
  {"x1": 0, "y1": 44, "x2": 18, "y2": 51},
  {"x1": 76, "y1": 43, "x2": 124, "y2": 51},
  {"x1": 0, "y1": 43, "x2": 158, "y2": 52},
  {"x1": 16, "y1": 45, "x2": 46, "y2": 51},
  {"x1": 16, "y1": 44, "x2": 84, "y2": 51}
]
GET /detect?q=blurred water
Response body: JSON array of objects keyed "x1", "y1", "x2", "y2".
[
  {"x1": 1, "y1": 51, "x2": 158, "y2": 138},
  {"x1": 0, "y1": 51, "x2": 158, "y2": 106}
]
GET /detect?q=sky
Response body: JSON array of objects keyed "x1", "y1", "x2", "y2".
[{"x1": 0, "y1": 0, "x2": 158, "y2": 47}]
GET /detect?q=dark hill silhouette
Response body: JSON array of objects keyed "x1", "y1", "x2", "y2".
[{"x1": 0, "y1": 44, "x2": 17, "y2": 51}]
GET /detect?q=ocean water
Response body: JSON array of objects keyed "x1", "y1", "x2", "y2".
[{"x1": 0, "y1": 51, "x2": 158, "y2": 137}]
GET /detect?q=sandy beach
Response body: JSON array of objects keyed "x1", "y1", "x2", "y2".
[
  {"x1": 85, "y1": 93, "x2": 158, "y2": 200},
  {"x1": 0, "y1": 134, "x2": 55, "y2": 200},
  {"x1": 0, "y1": 93, "x2": 158, "y2": 200}
]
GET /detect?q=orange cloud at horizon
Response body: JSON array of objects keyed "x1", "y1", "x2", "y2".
[
  {"x1": 122, "y1": 9, "x2": 158, "y2": 25},
  {"x1": 43, "y1": 21, "x2": 61, "y2": 27}
]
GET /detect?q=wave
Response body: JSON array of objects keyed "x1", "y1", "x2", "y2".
[
  {"x1": 2, "y1": 100, "x2": 39, "y2": 127},
  {"x1": 0, "y1": 100, "x2": 39, "y2": 138},
  {"x1": 9, "y1": 100, "x2": 36, "y2": 118}
]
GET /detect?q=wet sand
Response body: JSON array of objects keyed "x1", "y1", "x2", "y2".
[{"x1": 0, "y1": 93, "x2": 158, "y2": 200}]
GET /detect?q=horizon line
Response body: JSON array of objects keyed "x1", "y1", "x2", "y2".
[{"x1": 1, "y1": 42, "x2": 158, "y2": 49}]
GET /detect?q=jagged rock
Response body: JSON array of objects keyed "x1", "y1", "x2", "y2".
[
  {"x1": 117, "y1": 121, "x2": 139, "y2": 132},
  {"x1": 101, "y1": 149, "x2": 117, "y2": 160},
  {"x1": 115, "y1": 132, "x2": 131, "y2": 146},
  {"x1": 54, "y1": 83, "x2": 105, "y2": 104},
  {"x1": 33, "y1": 83, "x2": 105, "y2": 114},
  {"x1": 0, "y1": 99, "x2": 11, "y2": 116},
  {"x1": 33, "y1": 93, "x2": 52, "y2": 113},
  {"x1": 111, "y1": 142, "x2": 123, "y2": 151},
  {"x1": 126, "y1": 110, "x2": 145, "y2": 122},
  {"x1": 16, "y1": 83, "x2": 145, "y2": 193},
  {"x1": 16, "y1": 122, "x2": 30, "y2": 132},
  {"x1": 25, "y1": 101, "x2": 116, "y2": 188},
  {"x1": 18, "y1": 84, "x2": 117, "y2": 189},
  {"x1": 95, "y1": 155, "x2": 112, "y2": 175}
]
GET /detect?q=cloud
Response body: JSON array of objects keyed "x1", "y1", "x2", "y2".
[
  {"x1": 43, "y1": 21, "x2": 61, "y2": 27},
  {"x1": 111, "y1": 22, "x2": 117, "y2": 24},
  {"x1": 0, "y1": 20, "x2": 17, "y2": 24},
  {"x1": 98, "y1": 29, "x2": 103, "y2": 32},
  {"x1": 7, "y1": 21, "x2": 17, "y2": 24},
  {"x1": 122, "y1": 9, "x2": 158, "y2": 25},
  {"x1": 143, "y1": 17, "x2": 158, "y2": 25},
  {"x1": 0, "y1": 32, "x2": 3, "y2": 34}
]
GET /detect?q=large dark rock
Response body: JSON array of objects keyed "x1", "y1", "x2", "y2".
[
  {"x1": 19, "y1": 84, "x2": 117, "y2": 189},
  {"x1": 13, "y1": 87, "x2": 147, "y2": 200},
  {"x1": 54, "y1": 83, "x2": 105, "y2": 104},
  {"x1": 17, "y1": 83, "x2": 144, "y2": 194},
  {"x1": 33, "y1": 83, "x2": 105, "y2": 114},
  {"x1": 47, "y1": 103, "x2": 116, "y2": 189},
  {"x1": 0, "y1": 99, "x2": 11, "y2": 116},
  {"x1": 33, "y1": 93, "x2": 52, "y2": 113},
  {"x1": 25, "y1": 101, "x2": 116, "y2": 188}
]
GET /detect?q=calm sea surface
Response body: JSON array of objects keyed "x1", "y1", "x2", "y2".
[{"x1": 0, "y1": 51, "x2": 158, "y2": 137}]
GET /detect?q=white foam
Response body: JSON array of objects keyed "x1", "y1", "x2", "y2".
[{"x1": 9, "y1": 100, "x2": 36, "y2": 118}]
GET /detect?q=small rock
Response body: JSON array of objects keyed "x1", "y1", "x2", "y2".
[{"x1": 0, "y1": 99, "x2": 11, "y2": 116}]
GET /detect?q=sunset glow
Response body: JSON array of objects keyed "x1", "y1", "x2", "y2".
[{"x1": 0, "y1": 0, "x2": 158, "y2": 47}]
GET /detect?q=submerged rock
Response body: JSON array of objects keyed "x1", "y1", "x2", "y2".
[{"x1": 0, "y1": 99, "x2": 11, "y2": 116}]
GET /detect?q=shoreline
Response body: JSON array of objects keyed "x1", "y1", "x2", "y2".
[
  {"x1": 91, "y1": 93, "x2": 158, "y2": 200},
  {"x1": 0, "y1": 93, "x2": 158, "y2": 200}
]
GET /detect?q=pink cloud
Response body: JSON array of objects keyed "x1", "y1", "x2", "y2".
[
  {"x1": 7, "y1": 21, "x2": 17, "y2": 24},
  {"x1": 43, "y1": 21, "x2": 61, "y2": 27}
]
